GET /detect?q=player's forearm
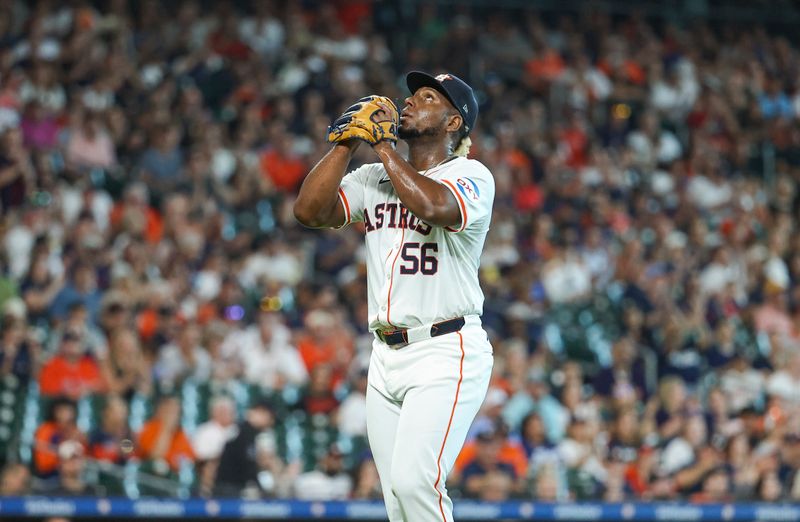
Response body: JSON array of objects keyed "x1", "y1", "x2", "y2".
[
  {"x1": 373, "y1": 142, "x2": 460, "y2": 227},
  {"x1": 294, "y1": 143, "x2": 356, "y2": 228}
]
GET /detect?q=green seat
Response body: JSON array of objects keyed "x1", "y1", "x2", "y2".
[
  {"x1": 96, "y1": 468, "x2": 126, "y2": 496},
  {"x1": 194, "y1": 383, "x2": 213, "y2": 425},
  {"x1": 300, "y1": 415, "x2": 339, "y2": 471},
  {"x1": 566, "y1": 468, "x2": 601, "y2": 500}
]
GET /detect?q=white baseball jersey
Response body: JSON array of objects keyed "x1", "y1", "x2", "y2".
[{"x1": 336, "y1": 156, "x2": 495, "y2": 332}]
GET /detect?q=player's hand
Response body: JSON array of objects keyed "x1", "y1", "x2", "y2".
[{"x1": 327, "y1": 95, "x2": 399, "y2": 146}]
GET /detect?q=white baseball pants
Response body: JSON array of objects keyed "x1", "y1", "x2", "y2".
[{"x1": 366, "y1": 317, "x2": 493, "y2": 522}]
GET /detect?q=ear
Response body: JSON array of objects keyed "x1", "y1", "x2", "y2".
[{"x1": 446, "y1": 113, "x2": 463, "y2": 133}]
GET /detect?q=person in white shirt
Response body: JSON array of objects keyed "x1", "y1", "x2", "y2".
[
  {"x1": 338, "y1": 368, "x2": 368, "y2": 437},
  {"x1": 220, "y1": 309, "x2": 308, "y2": 389},
  {"x1": 293, "y1": 443, "x2": 353, "y2": 500},
  {"x1": 192, "y1": 396, "x2": 238, "y2": 461},
  {"x1": 155, "y1": 322, "x2": 212, "y2": 390},
  {"x1": 766, "y1": 351, "x2": 800, "y2": 407}
]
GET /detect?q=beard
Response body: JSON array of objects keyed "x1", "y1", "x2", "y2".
[{"x1": 398, "y1": 124, "x2": 440, "y2": 140}]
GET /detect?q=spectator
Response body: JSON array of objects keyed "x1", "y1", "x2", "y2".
[
  {"x1": 137, "y1": 395, "x2": 195, "y2": 475},
  {"x1": 49, "y1": 263, "x2": 102, "y2": 324},
  {"x1": 720, "y1": 353, "x2": 766, "y2": 414},
  {"x1": 296, "y1": 309, "x2": 353, "y2": 385},
  {"x1": 504, "y1": 368, "x2": 569, "y2": 442},
  {"x1": 20, "y1": 252, "x2": 64, "y2": 324},
  {"x1": 0, "y1": 315, "x2": 38, "y2": 384},
  {"x1": 756, "y1": 470, "x2": 784, "y2": 501},
  {"x1": 192, "y1": 396, "x2": 237, "y2": 462},
  {"x1": 88, "y1": 396, "x2": 134, "y2": 465},
  {"x1": 220, "y1": 309, "x2": 307, "y2": 388},
  {"x1": 455, "y1": 420, "x2": 528, "y2": 488},
  {"x1": 0, "y1": 463, "x2": 31, "y2": 495},
  {"x1": 592, "y1": 337, "x2": 647, "y2": 406},
  {"x1": 519, "y1": 412, "x2": 557, "y2": 461},
  {"x1": 33, "y1": 398, "x2": 85, "y2": 478},
  {"x1": 558, "y1": 416, "x2": 607, "y2": 498},
  {"x1": 38, "y1": 329, "x2": 105, "y2": 399},
  {"x1": 299, "y1": 363, "x2": 340, "y2": 417},
  {"x1": 154, "y1": 322, "x2": 212, "y2": 391},
  {"x1": 20, "y1": 101, "x2": 59, "y2": 151},
  {"x1": 259, "y1": 128, "x2": 308, "y2": 192},
  {"x1": 214, "y1": 399, "x2": 277, "y2": 497},
  {"x1": 690, "y1": 466, "x2": 732, "y2": 503},
  {"x1": 50, "y1": 301, "x2": 107, "y2": 361},
  {"x1": 766, "y1": 351, "x2": 800, "y2": 407},
  {"x1": 138, "y1": 125, "x2": 184, "y2": 194},
  {"x1": 37, "y1": 440, "x2": 99, "y2": 496},
  {"x1": 293, "y1": 443, "x2": 352, "y2": 500},
  {"x1": 104, "y1": 328, "x2": 151, "y2": 402},
  {"x1": 252, "y1": 430, "x2": 297, "y2": 499},
  {"x1": 337, "y1": 367, "x2": 368, "y2": 437},
  {"x1": 460, "y1": 426, "x2": 521, "y2": 501},
  {"x1": 351, "y1": 456, "x2": 382, "y2": 500},
  {"x1": 64, "y1": 112, "x2": 116, "y2": 170}
]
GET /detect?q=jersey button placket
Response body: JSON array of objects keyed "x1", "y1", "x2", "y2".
[{"x1": 381, "y1": 232, "x2": 402, "y2": 323}]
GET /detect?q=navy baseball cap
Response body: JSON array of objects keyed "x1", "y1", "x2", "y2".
[{"x1": 406, "y1": 71, "x2": 478, "y2": 134}]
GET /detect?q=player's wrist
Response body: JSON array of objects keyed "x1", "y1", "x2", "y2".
[
  {"x1": 334, "y1": 140, "x2": 361, "y2": 155},
  {"x1": 372, "y1": 141, "x2": 395, "y2": 154}
]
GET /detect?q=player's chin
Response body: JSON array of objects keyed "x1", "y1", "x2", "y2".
[{"x1": 397, "y1": 125, "x2": 417, "y2": 140}]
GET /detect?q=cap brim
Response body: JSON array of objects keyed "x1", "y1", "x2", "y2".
[{"x1": 406, "y1": 71, "x2": 459, "y2": 113}]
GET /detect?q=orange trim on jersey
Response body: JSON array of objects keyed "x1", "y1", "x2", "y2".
[
  {"x1": 385, "y1": 228, "x2": 405, "y2": 327},
  {"x1": 441, "y1": 179, "x2": 468, "y2": 232},
  {"x1": 338, "y1": 187, "x2": 351, "y2": 224},
  {"x1": 434, "y1": 331, "x2": 465, "y2": 521}
]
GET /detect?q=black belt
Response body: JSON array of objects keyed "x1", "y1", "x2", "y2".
[{"x1": 376, "y1": 317, "x2": 466, "y2": 347}]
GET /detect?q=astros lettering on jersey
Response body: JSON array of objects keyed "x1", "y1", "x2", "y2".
[{"x1": 336, "y1": 156, "x2": 495, "y2": 331}]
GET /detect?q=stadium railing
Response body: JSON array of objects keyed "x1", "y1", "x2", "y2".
[{"x1": 1, "y1": 498, "x2": 800, "y2": 521}]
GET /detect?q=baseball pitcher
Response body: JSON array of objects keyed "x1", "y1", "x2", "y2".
[{"x1": 294, "y1": 71, "x2": 494, "y2": 522}]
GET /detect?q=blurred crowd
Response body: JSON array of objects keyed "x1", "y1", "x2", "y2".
[{"x1": 2, "y1": 0, "x2": 800, "y2": 504}]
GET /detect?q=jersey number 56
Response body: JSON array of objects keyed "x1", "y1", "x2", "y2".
[{"x1": 399, "y1": 242, "x2": 438, "y2": 275}]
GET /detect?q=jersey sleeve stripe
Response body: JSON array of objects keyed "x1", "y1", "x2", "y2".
[
  {"x1": 440, "y1": 179, "x2": 468, "y2": 232},
  {"x1": 338, "y1": 187, "x2": 352, "y2": 225}
]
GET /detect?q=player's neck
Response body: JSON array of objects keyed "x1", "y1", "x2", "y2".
[{"x1": 407, "y1": 142, "x2": 454, "y2": 172}]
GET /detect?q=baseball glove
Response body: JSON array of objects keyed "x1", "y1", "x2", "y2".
[{"x1": 327, "y1": 95, "x2": 399, "y2": 145}]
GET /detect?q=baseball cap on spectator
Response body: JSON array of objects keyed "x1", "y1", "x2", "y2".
[
  {"x1": 484, "y1": 387, "x2": 509, "y2": 409},
  {"x1": 406, "y1": 71, "x2": 478, "y2": 134},
  {"x1": 475, "y1": 423, "x2": 499, "y2": 442},
  {"x1": 58, "y1": 440, "x2": 84, "y2": 460},
  {"x1": 62, "y1": 329, "x2": 82, "y2": 343}
]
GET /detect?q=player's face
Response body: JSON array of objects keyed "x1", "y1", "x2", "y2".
[{"x1": 399, "y1": 87, "x2": 457, "y2": 140}]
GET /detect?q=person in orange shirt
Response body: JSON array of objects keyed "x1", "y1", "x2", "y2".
[
  {"x1": 453, "y1": 421, "x2": 528, "y2": 482},
  {"x1": 137, "y1": 395, "x2": 195, "y2": 473},
  {"x1": 39, "y1": 330, "x2": 106, "y2": 400},
  {"x1": 260, "y1": 129, "x2": 308, "y2": 192},
  {"x1": 296, "y1": 310, "x2": 353, "y2": 389},
  {"x1": 33, "y1": 398, "x2": 86, "y2": 477},
  {"x1": 108, "y1": 182, "x2": 163, "y2": 244}
]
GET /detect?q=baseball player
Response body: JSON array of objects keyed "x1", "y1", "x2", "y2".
[{"x1": 294, "y1": 71, "x2": 494, "y2": 522}]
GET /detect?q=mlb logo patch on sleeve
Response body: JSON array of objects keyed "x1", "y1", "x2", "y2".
[{"x1": 456, "y1": 178, "x2": 480, "y2": 201}]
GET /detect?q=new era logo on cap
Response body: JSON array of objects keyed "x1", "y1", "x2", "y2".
[{"x1": 406, "y1": 71, "x2": 479, "y2": 136}]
